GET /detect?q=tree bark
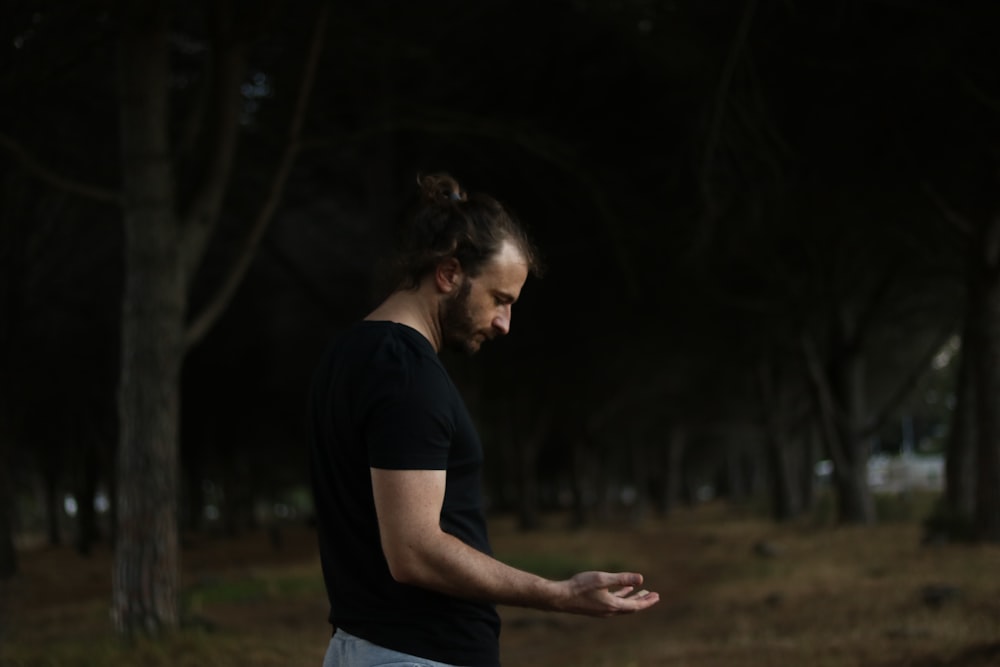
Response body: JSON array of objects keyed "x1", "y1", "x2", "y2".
[
  {"x1": 803, "y1": 325, "x2": 876, "y2": 525},
  {"x1": 112, "y1": 3, "x2": 183, "y2": 635},
  {"x1": 829, "y1": 346, "x2": 876, "y2": 524}
]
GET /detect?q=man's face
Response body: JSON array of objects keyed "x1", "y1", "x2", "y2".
[{"x1": 441, "y1": 241, "x2": 529, "y2": 355}]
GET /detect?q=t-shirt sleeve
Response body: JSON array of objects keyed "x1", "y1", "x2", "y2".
[{"x1": 362, "y1": 355, "x2": 454, "y2": 470}]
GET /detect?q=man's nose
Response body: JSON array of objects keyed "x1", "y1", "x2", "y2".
[{"x1": 492, "y1": 307, "x2": 511, "y2": 335}]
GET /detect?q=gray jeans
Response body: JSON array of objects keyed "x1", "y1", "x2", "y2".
[{"x1": 323, "y1": 629, "x2": 461, "y2": 667}]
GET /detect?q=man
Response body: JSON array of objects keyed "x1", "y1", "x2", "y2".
[{"x1": 308, "y1": 173, "x2": 659, "y2": 667}]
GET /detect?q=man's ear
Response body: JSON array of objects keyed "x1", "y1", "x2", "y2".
[{"x1": 434, "y1": 257, "x2": 463, "y2": 294}]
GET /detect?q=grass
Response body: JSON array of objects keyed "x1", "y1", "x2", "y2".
[
  {"x1": 3, "y1": 496, "x2": 1000, "y2": 667},
  {"x1": 183, "y1": 571, "x2": 324, "y2": 606}
]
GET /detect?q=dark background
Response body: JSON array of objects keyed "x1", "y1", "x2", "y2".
[{"x1": 1, "y1": 0, "x2": 998, "y2": 552}]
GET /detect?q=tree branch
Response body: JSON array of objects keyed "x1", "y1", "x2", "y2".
[
  {"x1": 960, "y1": 72, "x2": 1000, "y2": 114},
  {"x1": 755, "y1": 356, "x2": 783, "y2": 437},
  {"x1": 175, "y1": 48, "x2": 212, "y2": 161},
  {"x1": 691, "y1": 0, "x2": 758, "y2": 256},
  {"x1": 303, "y1": 110, "x2": 644, "y2": 301},
  {"x1": 985, "y1": 181, "x2": 1000, "y2": 269},
  {"x1": 0, "y1": 132, "x2": 121, "y2": 205},
  {"x1": 860, "y1": 323, "x2": 959, "y2": 438},
  {"x1": 851, "y1": 257, "x2": 901, "y2": 352},
  {"x1": 921, "y1": 181, "x2": 974, "y2": 238},
  {"x1": 184, "y1": 3, "x2": 329, "y2": 349},
  {"x1": 801, "y1": 332, "x2": 849, "y2": 473},
  {"x1": 179, "y1": 0, "x2": 249, "y2": 283}
]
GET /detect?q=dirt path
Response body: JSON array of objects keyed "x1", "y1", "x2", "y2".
[{"x1": 4, "y1": 505, "x2": 1000, "y2": 667}]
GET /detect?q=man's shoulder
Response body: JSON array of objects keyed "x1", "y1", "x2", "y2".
[
  {"x1": 327, "y1": 321, "x2": 446, "y2": 386},
  {"x1": 337, "y1": 322, "x2": 435, "y2": 363}
]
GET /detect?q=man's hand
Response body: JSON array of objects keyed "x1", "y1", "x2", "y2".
[{"x1": 554, "y1": 571, "x2": 660, "y2": 617}]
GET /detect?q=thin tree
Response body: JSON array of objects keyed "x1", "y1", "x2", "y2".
[
  {"x1": 0, "y1": 1, "x2": 327, "y2": 633},
  {"x1": 927, "y1": 187, "x2": 1000, "y2": 542}
]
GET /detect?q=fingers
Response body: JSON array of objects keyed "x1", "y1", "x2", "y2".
[
  {"x1": 598, "y1": 575, "x2": 660, "y2": 614},
  {"x1": 581, "y1": 572, "x2": 649, "y2": 597},
  {"x1": 584, "y1": 571, "x2": 643, "y2": 589},
  {"x1": 567, "y1": 571, "x2": 660, "y2": 615},
  {"x1": 613, "y1": 589, "x2": 660, "y2": 614},
  {"x1": 613, "y1": 572, "x2": 644, "y2": 588}
]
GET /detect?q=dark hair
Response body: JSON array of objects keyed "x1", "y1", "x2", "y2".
[{"x1": 390, "y1": 172, "x2": 543, "y2": 290}]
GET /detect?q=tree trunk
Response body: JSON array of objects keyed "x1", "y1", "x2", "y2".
[
  {"x1": 756, "y1": 357, "x2": 804, "y2": 521},
  {"x1": 42, "y1": 460, "x2": 61, "y2": 547},
  {"x1": 766, "y1": 433, "x2": 801, "y2": 521},
  {"x1": 569, "y1": 437, "x2": 593, "y2": 529},
  {"x1": 656, "y1": 426, "x2": 686, "y2": 516},
  {"x1": 105, "y1": 0, "x2": 322, "y2": 631},
  {"x1": 221, "y1": 460, "x2": 255, "y2": 538},
  {"x1": 831, "y1": 413, "x2": 877, "y2": 525},
  {"x1": 514, "y1": 403, "x2": 550, "y2": 532},
  {"x1": 824, "y1": 314, "x2": 876, "y2": 525},
  {"x1": 0, "y1": 235, "x2": 18, "y2": 578},
  {"x1": 111, "y1": 4, "x2": 184, "y2": 636},
  {"x1": 945, "y1": 318, "x2": 976, "y2": 525},
  {"x1": 0, "y1": 502, "x2": 15, "y2": 580},
  {"x1": 833, "y1": 456, "x2": 874, "y2": 524},
  {"x1": 107, "y1": 435, "x2": 119, "y2": 547},
  {"x1": 800, "y1": 427, "x2": 819, "y2": 513},
  {"x1": 721, "y1": 441, "x2": 750, "y2": 504},
  {"x1": 183, "y1": 451, "x2": 205, "y2": 534},
  {"x1": 627, "y1": 432, "x2": 649, "y2": 524},
  {"x1": 0, "y1": 446, "x2": 17, "y2": 579},
  {"x1": 75, "y1": 436, "x2": 101, "y2": 556},
  {"x1": 516, "y1": 436, "x2": 540, "y2": 531},
  {"x1": 973, "y1": 271, "x2": 1000, "y2": 541}
]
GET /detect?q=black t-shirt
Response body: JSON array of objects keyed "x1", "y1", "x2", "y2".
[{"x1": 308, "y1": 321, "x2": 501, "y2": 667}]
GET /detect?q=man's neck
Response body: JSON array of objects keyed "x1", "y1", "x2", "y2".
[{"x1": 365, "y1": 286, "x2": 442, "y2": 352}]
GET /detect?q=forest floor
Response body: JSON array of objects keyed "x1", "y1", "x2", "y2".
[{"x1": 1, "y1": 498, "x2": 999, "y2": 667}]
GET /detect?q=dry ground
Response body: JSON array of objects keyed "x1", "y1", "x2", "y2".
[{"x1": 1, "y1": 501, "x2": 999, "y2": 666}]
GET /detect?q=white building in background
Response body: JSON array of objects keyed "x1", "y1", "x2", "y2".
[
  {"x1": 814, "y1": 454, "x2": 944, "y2": 494},
  {"x1": 866, "y1": 454, "x2": 944, "y2": 493}
]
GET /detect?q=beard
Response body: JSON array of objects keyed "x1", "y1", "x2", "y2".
[{"x1": 440, "y1": 280, "x2": 484, "y2": 355}]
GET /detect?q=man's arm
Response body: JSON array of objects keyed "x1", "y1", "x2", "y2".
[{"x1": 370, "y1": 468, "x2": 660, "y2": 617}]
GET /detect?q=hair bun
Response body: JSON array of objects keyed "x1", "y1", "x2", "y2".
[{"x1": 417, "y1": 172, "x2": 466, "y2": 204}]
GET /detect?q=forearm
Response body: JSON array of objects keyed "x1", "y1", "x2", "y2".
[
  {"x1": 385, "y1": 527, "x2": 567, "y2": 610},
  {"x1": 370, "y1": 468, "x2": 658, "y2": 616}
]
